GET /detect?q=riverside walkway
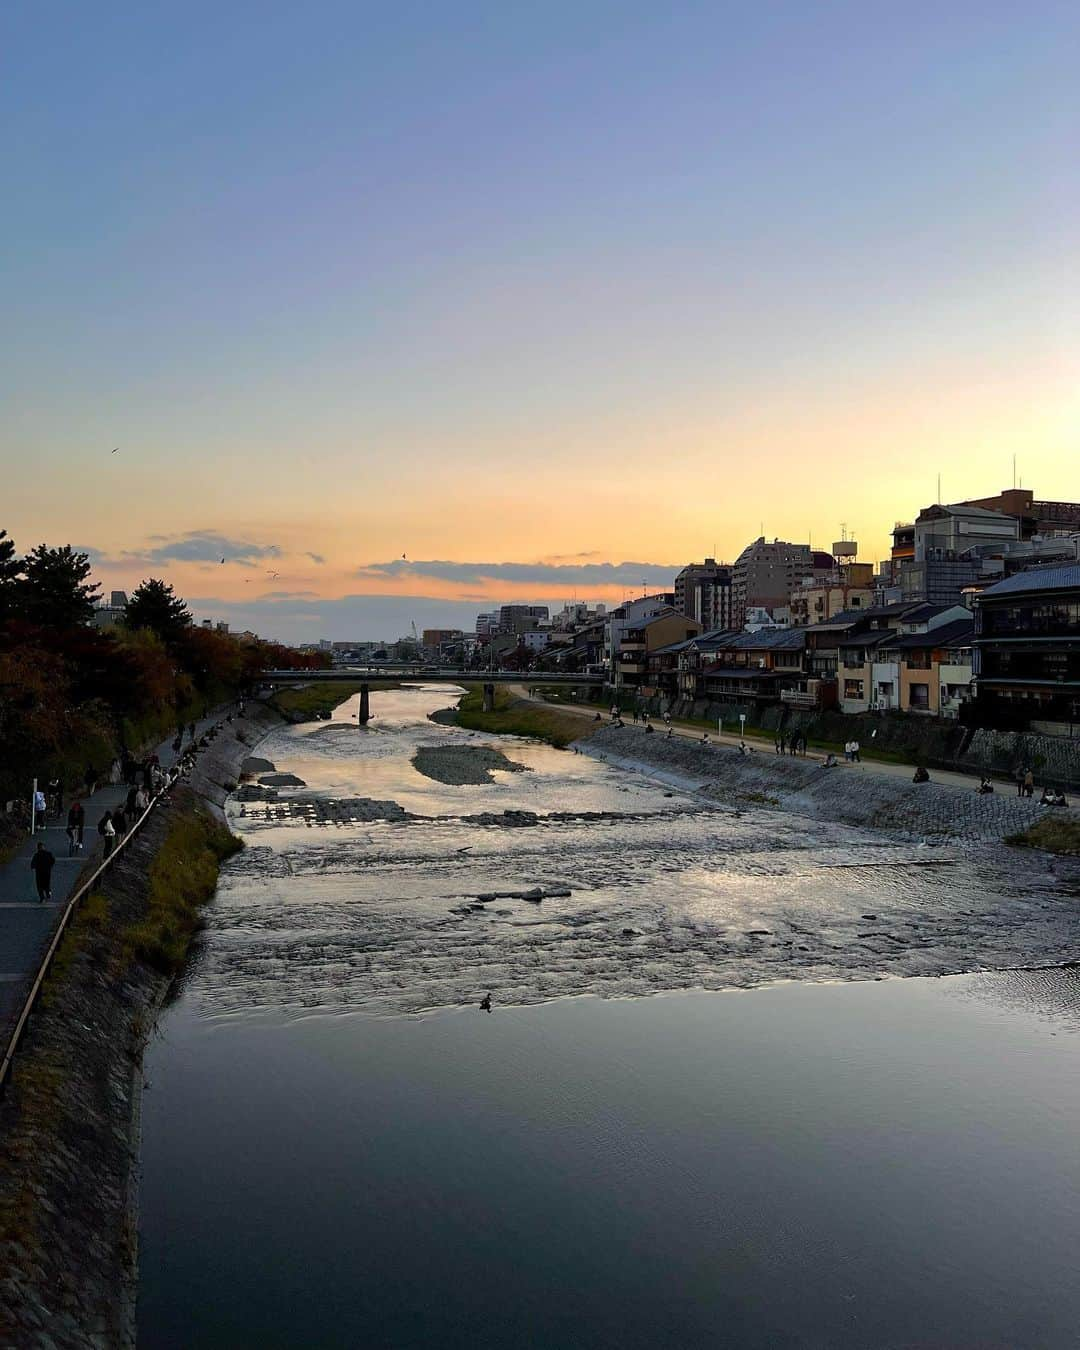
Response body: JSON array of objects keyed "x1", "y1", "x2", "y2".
[{"x1": 0, "y1": 711, "x2": 225, "y2": 1045}]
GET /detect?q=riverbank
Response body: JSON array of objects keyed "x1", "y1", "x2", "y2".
[
  {"x1": 582, "y1": 722, "x2": 1077, "y2": 844},
  {"x1": 0, "y1": 704, "x2": 282, "y2": 1349},
  {"x1": 450, "y1": 684, "x2": 599, "y2": 748}
]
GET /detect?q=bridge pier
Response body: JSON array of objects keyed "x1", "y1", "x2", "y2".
[
  {"x1": 358, "y1": 683, "x2": 371, "y2": 724},
  {"x1": 483, "y1": 682, "x2": 495, "y2": 713}
]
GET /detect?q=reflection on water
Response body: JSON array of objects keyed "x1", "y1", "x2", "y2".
[
  {"x1": 139, "y1": 975, "x2": 1080, "y2": 1349},
  {"x1": 138, "y1": 687, "x2": 1080, "y2": 1348}
]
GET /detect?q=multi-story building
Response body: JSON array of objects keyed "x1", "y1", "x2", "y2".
[
  {"x1": 613, "y1": 611, "x2": 701, "y2": 696},
  {"x1": 475, "y1": 612, "x2": 500, "y2": 637},
  {"x1": 497, "y1": 604, "x2": 549, "y2": 634},
  {"x1": 674, "y1": 559, "x2": 734, "y2": 630},
  {"x1": 973, "y1": 564, "x2": 1080, "y2": 733},
  {"x1": 897, "y1": 502, "x2": 1020, "y2": 605},
  {"x1": 954, "y1": 487, "x2": 1080, "y2": 539},
  {"x1": 789, "y1": 560, "x2": 875, "y2": 626},
  {"x1": 731, "y1": 538, "x2": 832, "y2": 628}
]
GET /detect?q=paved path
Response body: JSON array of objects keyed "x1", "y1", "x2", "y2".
[{"x1": 0, "y1": 710, "x2": 227, "y2": 1043}]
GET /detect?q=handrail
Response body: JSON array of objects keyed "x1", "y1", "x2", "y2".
[{"x1": 0, "y1": 786, "x2": 169, "y2": 1095}]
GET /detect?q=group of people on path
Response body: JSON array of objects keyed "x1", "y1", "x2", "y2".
[
  {"x1": 1010, "y1": 764, "x2": 1069, "y2": 806},
  {"x1": 24, "y1": 701, "x2": 246, "y2": 905},
  {"x1": 775, "y1": 732, "x2": 808, "y2": 756}
]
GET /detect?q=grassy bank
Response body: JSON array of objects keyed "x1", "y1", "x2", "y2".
[
  {"x1": 1006, "y1": 815, "x2": 1080, "y2": 856},
  {"x1": 267, "y1": 680, "x2": 401, "y2": 723},
  {"x1": 121, "y1": 805, "x2": 241, "y2": 973},
  {"x1": 454, "y1": 685, "x2": 598, "y2": 748}
]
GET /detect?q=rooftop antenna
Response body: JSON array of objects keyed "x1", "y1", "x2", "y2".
[{"x1": 1012, "y1": 454, "x2": 1016, "y2": 490}]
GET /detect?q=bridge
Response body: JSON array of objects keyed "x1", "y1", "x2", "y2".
[{"x1": 259, "y1": 666, "x2": 605, "y2": 685}]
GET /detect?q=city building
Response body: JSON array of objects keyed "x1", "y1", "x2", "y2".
[
  {"x1": 497, "y1": 604, "x2": 549, "y2": 634},
  {"x1": 90, "y1": 590, "x2": 129, "y2": 629},
  {"x1": 973, "y1": 565, "x2": 1080, "y2": 734},
  {"x1": 613, "y1": 611, "x2": 702, "y2": 696},
  {"x1": 896, "y1": 502, "x2": 1020, "y2": 605},
  {"x1": 789, "y1": 540, "x2": 874, "y2": 626},
  {"x1": 731, "y1": 538, "x2": 832, "y2": 628},
  {"x1": 674, "y1": 559, "x2": 734, "y2": 630}
]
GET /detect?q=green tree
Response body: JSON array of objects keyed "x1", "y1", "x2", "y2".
[
  {"x1": 124, "y1": 577, "x2": 192, "y2": 647},
  {"x1": 15, "y1": 544, "x2": 100, "y2": 628}
]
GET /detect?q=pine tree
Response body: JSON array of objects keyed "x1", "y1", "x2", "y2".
[
  {"x1": 124, "y1": 578, "x2": 192, "y2": 647},
  {"x1": 0, "y1": 530, "x2": 21, "y2": 623},
  {"x1": 15, "y1": 544, "x2": 100, "y2": 628}
]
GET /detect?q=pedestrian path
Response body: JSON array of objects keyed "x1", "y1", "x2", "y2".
[{"x1": 0, "y1": 710, "x2": 225, "y2": 1043}]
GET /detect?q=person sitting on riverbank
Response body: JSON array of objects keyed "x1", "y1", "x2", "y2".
[
  {"x1": 701, "y1": 733, "x2": 709, "y2": 744},
  {"x1": 976, "y1": 777, "x2": 994, "y2": 794},
  {"x1": 823, "y1": 753, "x2": 838, "y2": 768},
  {"x1": 645, "y1": 722, "x2": 654, "y2": 733},
  {"x1": 666, "y1": 727, "x2": 673, "y2": 739},
  {"x1": 1053, "y1": 789, "x2": 1068, "y2": 807},
  {"x1": 912, "y1": 765, "x2": 930, "y2": 784}
]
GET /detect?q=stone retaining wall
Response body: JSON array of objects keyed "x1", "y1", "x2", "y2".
[{"x1": 583, "y1": 724, "x2": 1063, "y2": 843}]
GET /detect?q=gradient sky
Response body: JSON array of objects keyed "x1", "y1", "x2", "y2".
[{"x1": 3, "y1": 1, "x2": 1078, "y2": 641}]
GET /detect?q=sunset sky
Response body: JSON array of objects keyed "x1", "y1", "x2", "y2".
[{"x1": 3, "y1": 2, "x2": 1078, "y2": 641}]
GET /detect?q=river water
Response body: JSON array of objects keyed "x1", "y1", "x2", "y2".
[{"x1": 138, "y1": 686, "x2": 1080, "y2": 1348}]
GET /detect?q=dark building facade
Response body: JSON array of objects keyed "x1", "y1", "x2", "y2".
[{"x1": 973, "y1": 565, "x2": 1080, "y2": 732}]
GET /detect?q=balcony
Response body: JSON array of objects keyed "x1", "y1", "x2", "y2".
[{"x1": 781, "y1": 689, "x2": 820, "y2": 709}]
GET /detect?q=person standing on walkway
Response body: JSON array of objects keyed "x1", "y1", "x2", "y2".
[
  {"x1": 84, "y1": 763, "x2": 98, "y2": 797},
  {"x1": 98, "y1": 810, "x2": 116, "y2": 858},
  {"x1": 1015, "y1": 766, "x2": 1026, "y2": 798},
  {"x1": 67, "y1": 800, "x2": 85, "y2": 853},
  {"x1": 30, "y1": 842, "x2": 56, "y2": 902},
  {"x1": 851, "y1": 739, "x2": 860, "y2": 763},
  {"x1": 1023, "y1": 768, "x2": 1035, "y2": 798}
]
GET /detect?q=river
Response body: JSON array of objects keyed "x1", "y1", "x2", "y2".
[{"x1": 137, "y1": 686, "x2": 1080, "y2": 1348}]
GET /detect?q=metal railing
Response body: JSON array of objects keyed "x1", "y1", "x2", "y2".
[{"x1": 0, "y1": 786, "x2": 170, "y2": 1096}]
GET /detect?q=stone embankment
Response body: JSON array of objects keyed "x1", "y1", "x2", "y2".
[
  {"x1": 604, "y1": 692, "x2": 1080, "y2": 791},
  {"x1": 0, "y1": 703, "x2": 281, "y2": 1350},
  {"x1": 584, "y1": 725, "x2": 1065, "y2": 843}
]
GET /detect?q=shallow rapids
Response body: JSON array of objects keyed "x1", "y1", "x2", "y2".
[{"x1": 184, "y1": 685, "x2": 1080, "y2": 1019}]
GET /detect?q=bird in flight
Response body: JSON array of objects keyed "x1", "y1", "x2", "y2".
[
  {"x1": 111, "y1": 447, "x2": 119, "y2": 454},
  {"x1": 266, "y1": 569, "x2": 280, "y2": 580}
]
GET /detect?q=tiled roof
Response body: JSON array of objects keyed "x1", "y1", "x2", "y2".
[
  {"x1": 837, "y1": 628, "x2": 896, "y2": 649},
  {"x1": 894, "y1": 620, "x2": 975, "y2": 649},
  {"x1": 730, "y1": 628, "x2": 806, "y2": 651},
  {"x1": 978, "y1": 565, "x2": 1080, "y2": 598}
]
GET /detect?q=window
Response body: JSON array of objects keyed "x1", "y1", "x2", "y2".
[
  {"x1": 844, "y1": 679, "x2": 864, "y2": 700},
  {"x1": 909, "y1": 683, "x2": 930, "y2": 710}
]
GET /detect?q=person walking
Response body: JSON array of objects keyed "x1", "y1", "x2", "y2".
[
  {"x1": 135, "y1": 785, "x2": 150, "y2": 813},
  {"x1": 98, "y1": 810, "x2": 116, "y2": 858},
  {"x1": 84, "y1": 763, "x2": 98, "y2": 797},
  {"x1": 30, "y1": 842, "x2": 56, "y2": 902},
  {"x1": 67, "y1": 800, "x2": 85, "y2": 854},
  {"x1": 33, "y1": 787, "x2": 47, "y2": 832}
]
